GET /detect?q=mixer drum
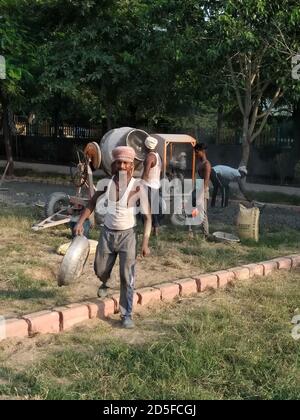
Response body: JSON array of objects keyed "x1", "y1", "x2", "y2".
[{"x1": 100, "y1": 127, "x2": 149, "y2": 176}]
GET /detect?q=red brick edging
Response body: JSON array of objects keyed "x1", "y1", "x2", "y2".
[{"x1": 1, "y1": 254, "x2": 300, "y2": 341}]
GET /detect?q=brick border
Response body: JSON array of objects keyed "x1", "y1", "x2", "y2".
[{"x1": 1, "y1": 254, "x2": 299, "y2": 341}]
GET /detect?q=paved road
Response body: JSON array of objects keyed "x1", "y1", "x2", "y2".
[
  {"x1": 0, "y1": 180, "x2": 74, "y2": 206},
  {"x1": 1, "y1": 160, "x2": 299, "y2": 196},
  {"x1": 1, "y1": 179, "x2": 300, "y2": 232}
]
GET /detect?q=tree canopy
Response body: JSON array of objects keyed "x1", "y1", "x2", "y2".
[{"x1": 1, "y1": 0, "x2": 300, "y2": 170}]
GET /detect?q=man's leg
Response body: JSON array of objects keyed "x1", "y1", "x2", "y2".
[
  {"x1": 210, "y1": 170, "x2": 219, "y2": 207},
  {"x1": 94, "y1": 228, "x2": 117, "y2": 297},
  {"x1": 152, "y1": 189, "x2": 160, "y2": 236},
  {"x1": 217, "y1": 175, "x2": 227, "y2": 208},
  {"x1": 150, "y1": 187, "x2": 160, "y2": 236},
  {"x1": 118, "y1": 229, "x2": 137, "y2": 327},
  {"x1": 224, "y1": 184, "x2": 230, "y2": 207}
]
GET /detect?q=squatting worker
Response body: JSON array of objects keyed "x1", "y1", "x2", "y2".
[
  {"x1": 210, "y1": 165, "x2": 250, "y2": 208},
  {"x1": 142, "y1": 136, "x2": 162, "y2": 236},
  {"x1": 194, "y1": 143, "x2": 211, "y2": 237},
  {"x1": 74, "y1": 146, "x2": 152, "y2": 329}
]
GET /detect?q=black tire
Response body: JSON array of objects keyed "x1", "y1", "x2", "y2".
[
  {"x1": 45, "y1": 192, "x2": 70, "y2": 218},
  {"x1": 58, "y1": 236, "x2": 90, "y2": 286}
]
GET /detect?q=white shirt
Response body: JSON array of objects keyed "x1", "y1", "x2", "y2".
[
  {"x1": 97, "y1": 178, "x2": 137, "y2": 231},
  {"x1": 143, "y1": 152, "x2": 162, "y2": 190}
]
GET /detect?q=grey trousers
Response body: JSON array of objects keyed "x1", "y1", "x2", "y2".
[{"x1": 94, "y1": 227, "x2": 136, "y2": 318}]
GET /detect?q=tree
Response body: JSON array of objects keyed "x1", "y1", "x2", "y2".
[
  {"x1": 34, "y1": 0, "x2": 209, "y2": 130},
  {"x1": 206, "y1": 0, "x2": 300, "y2": 166},
  {"x1": 0, "y1": 0, "x2": 36, "y2": 175}
]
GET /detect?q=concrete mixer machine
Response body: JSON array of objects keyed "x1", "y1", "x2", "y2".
[{"x1": 32, "y1": 127, "x2": 198, "y2": 231}]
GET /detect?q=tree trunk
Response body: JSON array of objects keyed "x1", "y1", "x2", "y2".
[
  {"x1": 293, "y1": 101, "x2": 300, "y2": 161},
  {"x1": 216, "y1": 104, "x2": 224, "y2": 145},
  {"x1": 3, "y1": 105, "x2": 14, "y2": 176},
  {"x1": 241, "y1": 140, "x2": 250, "y2": 168},
  {"x1": 0, "y1": 86, "x2": 14, "y2": 176},
  {"x1": 240, "y1": 116, "x2": 251, "y2": 167}
]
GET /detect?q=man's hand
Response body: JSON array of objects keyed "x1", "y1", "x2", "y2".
[
  {"x1": 191, "y1": 208, "x2": 199, "y2": 218},
  {"x1": 141, "y1": 245, "x2": 151, "y2": 258},
  {"x1": 74, "y1": 223, "x2": 84, "y2": 236}
]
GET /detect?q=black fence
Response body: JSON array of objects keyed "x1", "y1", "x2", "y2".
[
  {"x1": 0, "y1": 135, "x2": 91, "y2": 165},
  {"x1": 12, "y1": 117, "x2": 102, "y2": 140}
]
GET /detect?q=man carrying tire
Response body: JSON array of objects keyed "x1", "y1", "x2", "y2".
[{"x1": 74, "y1": 146, "x2": 151, "y2": 329}]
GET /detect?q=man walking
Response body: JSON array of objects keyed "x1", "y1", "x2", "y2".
[{"x1": 74, "y1": 146, "x2": 151, "y2": 329}]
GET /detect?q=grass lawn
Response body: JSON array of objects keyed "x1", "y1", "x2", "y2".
[
  {"x1": 0, "y1": 204, "x2": 300, "y2": 316},
  {"x1": 0, "y1": 270, "x2": 299, "y2": 400},
  {"x1": 244, "y1": 191, "x2": 300, "y2": 206}
]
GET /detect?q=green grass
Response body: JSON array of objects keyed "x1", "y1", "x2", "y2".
[
  {"x1": 1, "y1": 204, "x2": 300, "y2": 315},
  {"x1": 0, "y1": 270, "x2": 300, "y2": 400},
  {"x1": 241, "y1": 191, "x2": 300, "y2": 206},
  {"x1": 0, "y1": 205, "x2": 69, "y2": 313}
]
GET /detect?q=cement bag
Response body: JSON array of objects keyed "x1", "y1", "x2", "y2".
[{"x1": 237, "y1": 204, "x2": 260, "y2": 242}]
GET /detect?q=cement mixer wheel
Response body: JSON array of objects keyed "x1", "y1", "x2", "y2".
[
  {"x1": 70, "y1": 149, "x2": 89, "y2": 187},
  {"x1": 83, "y1": 142, "x2": 101, "y2": 171},
  {"x1": 170, "y1": 212, "x2": 189, "y2": 226},
  {"x1": 45, "y1": 192, "x2": 70, "y2": 218}
]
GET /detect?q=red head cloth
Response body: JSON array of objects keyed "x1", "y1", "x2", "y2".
[{"x1": 112, "y1": 146, "x2": 136, "y2": 163}]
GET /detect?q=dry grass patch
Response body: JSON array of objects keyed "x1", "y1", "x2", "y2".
[{"x1": 1, "y1": 204, "x2": 300, "y2": 317}]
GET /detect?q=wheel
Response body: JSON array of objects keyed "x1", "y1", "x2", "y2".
[
  {"x1": 83, "y1": 142, "x2": 102, "y2": 171},
  {"x1": 70, "y1": 149, "x2": 89, "y2": 188},
  {"x1": 57, "y1": 235, "x2": 90, "y2": 286},
  {"x1": 170, "y1": 212, "x2": 189, "y2": 226},
  {"x1": 170, "y1": 201, "x2": 194, "y2": 226},
  {"x1": 45, "y1": 192, "x2": 70, "y2": 218}
]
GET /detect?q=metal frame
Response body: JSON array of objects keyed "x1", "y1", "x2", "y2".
[
  {"x1": 32, "y1": 162, "x2": 96, "y2": 231},
  {"x1": 153, "y1": 134, "x2": 197, "y2": 184}
]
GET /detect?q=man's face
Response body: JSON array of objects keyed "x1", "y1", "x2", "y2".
[
  {"x1": 196, "y1": 150, "x2": 204, "y2": 160},
  {"x1": 113, "y1": 160, "x2": 134, "y2": 178}
]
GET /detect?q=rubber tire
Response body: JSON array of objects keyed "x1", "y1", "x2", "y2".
[
  {"x1": 45, "y1": 192, "x2": 70, "y2": 218},
  {"x1": 58, "y1": 236, "x2": 90, "y2": 286}
]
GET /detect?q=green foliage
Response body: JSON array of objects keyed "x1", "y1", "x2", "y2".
[
  {"x1": 1, "y1": 270, "x2": 300, "y2": 399},
  {"x1": 1, "y1": 0, "x2": 300, "y2": 134}
]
